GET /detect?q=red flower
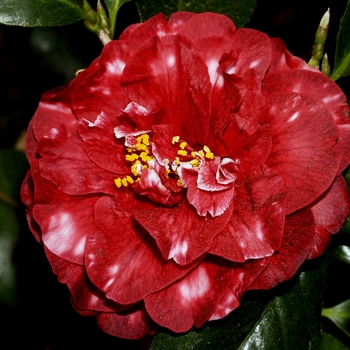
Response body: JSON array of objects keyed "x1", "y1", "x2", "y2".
[{"x1": 21, "y1": 12, "x2": 350, "y2": 339}]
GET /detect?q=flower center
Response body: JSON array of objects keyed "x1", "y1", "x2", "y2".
[{"x1": 114, "y1": 132, "x2": 216, "y2": 189}]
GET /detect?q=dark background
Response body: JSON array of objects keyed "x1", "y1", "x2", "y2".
[{"x1": 1, "y1": 0, "x2": 350, "y2": 348}]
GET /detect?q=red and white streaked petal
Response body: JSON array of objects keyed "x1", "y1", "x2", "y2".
[
  {"x1": 260, "y1": 92, "x2": 341, "y2": 214},
  {"x1": 144, "y1": 256, "x2": 234, "y2": 333},
  {"x1": 263, "y1": 69, "x2": 349, "y2": 121},
  {"x1": 222, "y1": 28, "x2": 271, "y2": 91},
  {"x1": 34, "y1": 195, "x2": 99, "y2": 265},
  {"x1": 78, "y1": 113, "x2": 129, "y2": 175},
  {"x1": 197, "y1": 157, "x2": 237, "y2": 191},
  {"x1": 267, "y1": 38, "x2": 316, "y2": 73},
  {"x1": 134, "y1": 166, "x2": 174, "y2": 206},
  {"x1": 209, "y1": 258, "x2": 270, "y2": 320},
  {"x1": 85, "y1": 196, "x2": 200, "y2": 305},
  {"x1": 249, "y1": 209, "x2": 315, "y2": 290},
  {"x1": 209, "y1": 164, "x2": 285, "y2": 262},
  {"x1": 134, "y1": 199, "x2": 232, "y2": 265},
  {"x1": 308, "y1": 175, "x2": 350, "y2": 259},
  {"x1": 97, "y1": 305, "x2": 155, "y2": 339},
  {"x1": 44, "y1": 247, "x2": 125, "y2": 313},
  {"x1": 70, "y1": 40, "x2": 139, "y2": 122},
  {"x1": 121, "y1": 34, "x2": 211, "y2": 145},
  {"x1": 182, "y1": 166, "x2": 236, "y2": 217},
  {"x1": 37, "y1": 124, "x2": 116, "y2": 196}
]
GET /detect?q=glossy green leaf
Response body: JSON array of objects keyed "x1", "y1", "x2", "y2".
[
  {"x1": 317, "y1": 333, "x2": 349, "y2": 350},
  {"x1": 331, "y1": 1, "x2": 350, "y2": 81},
  {"x1": 0, "y1": 149, "x2": 28, "y2": 305},
  {"x1": 322, "y1": 300, "x2": 350, "y2": 338},
  {"x1": 150, "y1": 253, "x2": 330, "y2": 349},
  {"x1": 135, "y1": 0, "x2": 257, "y2": 28},
  {"x1": 334, "y1": 245, "x2": 350, "y2": 265},
  {"x1": 0, "y1": 0, "x2": 84, "y2": 27}
]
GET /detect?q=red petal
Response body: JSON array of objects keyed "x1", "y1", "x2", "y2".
[
  {"x1": 34, "y1": 195, "x2": 99, "y2": 265},
  {"x1": 209, "y1": 258, "x2": 269, "y2": 320},
  {"x1": 267, "y1": 38, "x2": 315, "y2": 73},
  {"x1": 263, "y1": 69, "x2": 348, "y2": 121},
  {"x1": 144, "y1": 257, "x2": 233, "y2": 332},
  {"x1": 78, "y1": 113, "x2": 129, "y2": 175},
  {"x1": 308, "y1": 175, "x2": 350, "y2": 259},
  {"x1": 209, "y1": 164, "x2": 285, "y2": 262},
  {"x1": 134, "y1": 199, "x2": 232, "y2": 265},
  {"x1": 97, "y1": 305, "x2": 154, "y2": 339},
  {"x1": 121, "y1": 35, "x2": 211, "y2": 145},
  {"x1": 45, "y1": 247, "x2": 123, "y2": 313},
  {"x1": 260, "y1": 92, "x2": 341, "y2": 214},
  {"x1": 175, "y1": 12, "x2": 235, "y2": 41},
  {"x1": 223, "y1": 28, "x2": 271, "y2": 91},
  {"x1": 70, "y1": 41, "x2": 138, "y2": 121},
  {"x1": 85, "y1": 196, "x2": 200, "y2": 305},
  {"x1": 249, "y1": 209, "x2": 315, "y2": 290},
  {"x1": 183, "y1": 167, "x2": 236, "y2": 217},
  {"x1": 38, "y1": 124, "x2": 116, "y2": 196}
]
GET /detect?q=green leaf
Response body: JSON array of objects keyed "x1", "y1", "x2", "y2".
[
  {"x1": 322, "y1": 300, "x2": 350, "y2": 338},
  {"x1": 0, "y1": 149, "x2": 28, "y2": 305},
  {"x1": 317, "y1": 332, "x2": 349, "y2": 350},
  {"x1": 150, "y1": 253, "x2": 330, "y2": 350},
  {"x1": 135, "y1": 0, "x2": 257, "y2": 28},
  {"x1": 334, "y1": 245, "x2": 350, "y2": 265},
  {"x1": 331, "y1": 0, "x2": 350, "y2": 81},
  {"x1": 103, "y1": 0, "x2": 132, "y2": 38},
  {"x1": 0, "y1": 0, "x2": 84, "y2": 27}
]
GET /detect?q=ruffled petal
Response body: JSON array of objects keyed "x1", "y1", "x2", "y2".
[{"x1": 85, "y1": 196, "x2": 200, "y2": 305}]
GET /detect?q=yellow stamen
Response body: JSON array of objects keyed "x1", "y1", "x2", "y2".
[
  {"x1": 126, "y1": 176, "x2": 134, "y2": 184},
  {"x1": 198, "y1": 150, "x2": 204, "y2": 157},
  {"x1": 205, "y1": 152, "x2": 215, "y2": 159},
  {"x1": 114, "y1": 178, "x2": 122, "y2": 188},
  {"x1": 175, "y1": 157, "x2": 180, "y2": 165},
  {"x1": 190, "y1": 159, "x2": 200, "y2": 167},
  {"x1": 140, "y1": 152, "x2": 153, "y2": 162},
  {"x1": 177, "y1": 150, "x2": 188, "y2": 156},
  {"x1": 137, "y1": 134, "x2": 150, "y2": 146},
  {"x1": 135, "y1": 143, "x2": 148, "y2": 152},
  {"x1": 121, "y1": 178, "x2": 128, "y2": 187},
  {"x1": 125, "y1": 153, "x2": 138, "y2": 162},
  {"x1": 172, "y1": 136, "x2": 180, "y2": 144},
  {"x1": 177, "y1": 178, "x2": 183, "y2": 187},
  {"x1": 180, "y1": 141, "x2": 187, "y2": 149},
  {"x1": 191, "y1": 151, "x2": 196, "y2": 158}
]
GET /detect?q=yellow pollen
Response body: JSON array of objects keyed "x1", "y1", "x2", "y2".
[
  {"x1": 140, "y1": 152, "x2": 153, "y2": 162},
  {"x1": 175, "y1": 157, "x2": 180, "y2": 165},
  {"x1": 136, "y1": 143, "x2": 148, "y2": 152},
  {"x1": 121, "y1": 178, "x2": 128, "y2": 187},
  {"x1": 177, "y1": 150, "x2": 188, "y2": 156},
  {"x1": 205, "y1": 152, "x2": 215, "y2": 159},
  {"x1": 114, "y1": 178, "x2": 122, "y2": 188},
  {"x1": 191, "y1": 151, "x2": 196, "y2": 158},
  {"x1": 137, "y1": 134, "x2": 150, "y2": 146},
  {"x1": 126, "y1": 175, "x2": 134, "y2": 184},
  {"x1": 177, "y1": 178, "x2": 184, "y2": 187},
  {"x1": 125, "y1": 153, "x2": 138, "y2": 162},
  {"x1": 203, "y1": 145, "x2": 211, "y2": 153},
  {"x1": 190, "y1": 159, "x2": 200, "y2": 167},
  {"x1": 198, "y1": 150, "x2": 204, "y2": 157},
  {"x1": 180, "y1": 141, "x2": 187, "y2": 149},
  {"x1": 172, "y1": 136, "x2": 180, "y2": 144},
  {"x1": 131, "y1": 160, "x2": 141, "y2": 176}
]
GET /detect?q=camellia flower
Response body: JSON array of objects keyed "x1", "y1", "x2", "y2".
[{"x1": 21, "y1": 12, "x2": 350, "y2": 339}]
